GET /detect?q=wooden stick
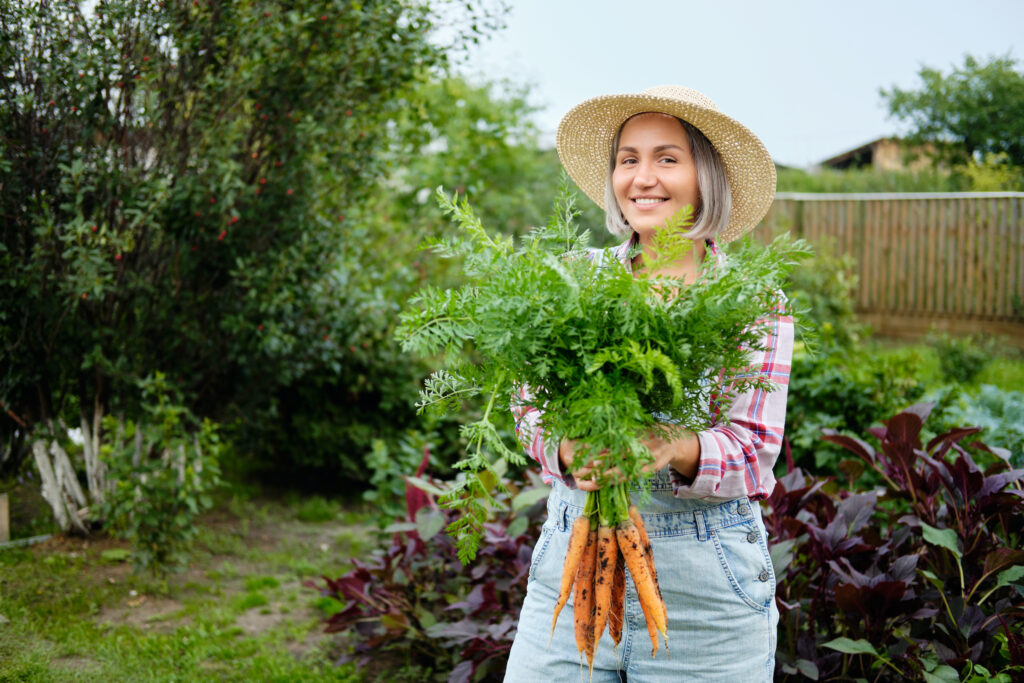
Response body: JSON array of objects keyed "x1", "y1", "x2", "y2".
[{"x1": 0, "y1": 493, "x2": 9, "y2": 543}]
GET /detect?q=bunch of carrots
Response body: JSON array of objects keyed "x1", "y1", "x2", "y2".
[{"x1": 551, "y1": 484, "x2": 668, "y2": 672}]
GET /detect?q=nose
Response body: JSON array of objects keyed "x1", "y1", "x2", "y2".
[{"x1": 633, "y1": 162, "x2": 657, "y2": 188}]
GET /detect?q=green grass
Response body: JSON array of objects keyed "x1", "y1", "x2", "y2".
[{"x1": 0, "y1": 494, "x2": 377, "y2": 682}]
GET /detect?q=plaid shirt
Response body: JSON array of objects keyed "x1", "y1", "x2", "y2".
[{"x1": 511, "y1": 236, "x2": 793, "y2": 501}]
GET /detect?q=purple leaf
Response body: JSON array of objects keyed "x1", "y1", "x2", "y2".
[
  {"x1": 983, "y1": 548, "x2": 1024, "y2": 578},
  {"x1": 448, "y1": 659, "x2": 474, "y2": 683},
  {"x1": 821, "y1": 430, "x2": 877, "y2": 462},
  {"x1": 884, "y1": 411, "x2": 925, "y2": 449},
  {"x1": 890, "y1": 554, "x2": 919, "y2": 583}
]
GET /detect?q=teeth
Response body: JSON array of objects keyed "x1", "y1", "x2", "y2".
[{"x1": 634, "y1": 198, "x2": 665, "y2": 205}]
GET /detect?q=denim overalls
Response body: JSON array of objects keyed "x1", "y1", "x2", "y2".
[{"x1": 504, "y1": 470, "x2": 778, "y2": 682}]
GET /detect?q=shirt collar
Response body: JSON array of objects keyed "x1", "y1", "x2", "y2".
[{"x1": 613, "y1": 233, "x2": 720, "y2": 268}]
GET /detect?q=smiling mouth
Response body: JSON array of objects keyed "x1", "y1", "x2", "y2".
[{"x1": 632, "y1": 197, "x2": 667, "y2": 205}]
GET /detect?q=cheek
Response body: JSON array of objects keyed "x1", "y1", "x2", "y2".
[{"x1": 611, "y1": 170, "x2": 630, "y2": 201}]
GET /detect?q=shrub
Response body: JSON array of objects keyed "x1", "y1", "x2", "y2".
[
  {"x1": 928, "y1": 332, "x2": 992, "y2": 384},
  {"x1": 767, "y1": 404, "x2": 1024, "y2": 681},
  {"x1": 100, "y1": 374, "x2": 222, "y2": 575},
  {"x1": 783, "y1": 240, "x2": 864, "y2": 351},
  {"x1": 311, "y1": 463, "x2": 548, "y2": 682},
  {"x1": 784, "y1": 344, "x2": 924, "y2": 477}
]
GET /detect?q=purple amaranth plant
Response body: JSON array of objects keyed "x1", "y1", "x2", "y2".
[
  {"x1": 767, "y1": 403, "x2": 1024, "y2": 681},
  {"x1": 309, "y1": 465, "x2": 547, "y2": 682}
]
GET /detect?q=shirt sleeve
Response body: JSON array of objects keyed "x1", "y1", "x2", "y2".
[
  {"x1": 511, "y1": 385, "x2": 571, "y2": 487},
  {"x1": 669, "y1": 300, "x2": 794, "y2": 500}
]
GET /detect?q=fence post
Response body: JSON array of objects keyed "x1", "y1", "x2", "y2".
[{"x1": 0, "y1": 493, "x2": 9, "y2": 543}]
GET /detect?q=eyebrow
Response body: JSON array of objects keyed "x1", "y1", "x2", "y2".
[{"x1": 617, "y1": 144, "x2": 686, "y2": 154}]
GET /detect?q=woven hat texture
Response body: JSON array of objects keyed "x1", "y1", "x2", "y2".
[{"x1": 556, "y1": 85, "x2": 776, "y2": 243}]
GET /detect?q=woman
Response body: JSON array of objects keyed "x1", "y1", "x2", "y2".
[{"x1": 505, "y1": 86, "x2": 792, "y2": 682}]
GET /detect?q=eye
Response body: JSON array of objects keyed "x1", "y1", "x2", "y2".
[
  {"x1": 658, "y1": 155, "x2": 677, "y2": 164},
  {"x1": 617, "y1": 156, "x2": 637, "y2": 166}
]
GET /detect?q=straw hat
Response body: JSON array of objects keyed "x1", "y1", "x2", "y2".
[{"x1": 556, "y1": 85, "x2": 776, "y2": 243}]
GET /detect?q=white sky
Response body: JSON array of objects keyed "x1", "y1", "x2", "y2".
[{"x1": 455, "y1": 0, "x2": 1024, "y2": 168}]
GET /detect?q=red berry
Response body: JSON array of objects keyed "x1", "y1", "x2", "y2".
[
  {"x1": 286, "y1": 188, "x2": 293, "y2": 196},
  {"x1": 117, "y1": 82, "x2": 124, "y2": 88},
  {"x1": 264, "y1": 11, "x2": 270, "y2": 16},
  {"x1": 349, "y1": 345, "x2": 356, "y2": 352},
  {"x1": 191, "y1": 245, "x2": 198, "y2": 251},
  {"x1": 195, "y1": 210, "x2": 201, "y2": 217},
  {"x1": 48, "y1": 100, "x2": 55, "y2": 106},
  {"x1": 81, "y1": 293, "x2": 87, "y2": 299},
  {"x1": 259, "y1": 177, "x2": 266, "y2": 185},
  {"x1": 320, "y1": 14, "x2": 327, "y2": 20},
  {"x1": 210, "y1": 197, "x2": 215, "y2": 204},
  {"x1": 143, "y1": 56, "x2": 149, "y2": 62},
  {"x1": 255, "y1": 103, "x2": 261, "y2": 110},
  {"x1": 230, "y1": 216, "x2": 238, "y2": 224},
  {"x1": 337, "y1": 215, "x2": 344, "y2": 222},
  {"x1": 71, "y1": 106, "x2": 77, "y2": 112},
  {"x1": 134, "y1": 74, "x2": 141, "y2": 80},
  {"x1": 258, "y1": 324, "x2": 264, "y2": 331},
  {"x1": 217, "y1": 230, "x2": 226, "y2": 241},
  {"x1": 324, "y1": 334, "x2": 329, "y2": 341},
  {"x1": 345, "y1": 109, "x2": 352, "y2": 116},
  {"x1": 91, "y1": 225, "x2": 98, "y2": 232},
  {"x1": 41, "y1": 128, "x2": 47, "y2": 133},
  {"x1": 362, "y1": 341, "x2": 369, "y2": 349},
  {"x1": 275, "y1": 160, "x2": 282, "y2": 167},
  {"x1": 115, "y1": 253, "x2": 122, "y2": 261},
  {"x1": 254, "y1": 188, "x2": 260, "y2": 195}
]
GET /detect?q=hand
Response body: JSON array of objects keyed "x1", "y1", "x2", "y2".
[
  {"x1": 558, "y1": 439, "x2": 616, "y2": 492},
  {"x1": 559, "y1": 428, "x2": 700, "y2": 492}
]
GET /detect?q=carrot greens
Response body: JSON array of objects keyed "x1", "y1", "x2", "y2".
[{"x1": 397, "y1": 185, "x2": 807, "y2": 564}]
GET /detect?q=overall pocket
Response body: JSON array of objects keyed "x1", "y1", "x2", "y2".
[{"x1": 710, "y1": 520, "x2": 775, "y2": 613}]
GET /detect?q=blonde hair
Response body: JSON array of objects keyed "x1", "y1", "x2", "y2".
[{"x1": 604, "y1": 115, "x2": 732, "y2": 241}]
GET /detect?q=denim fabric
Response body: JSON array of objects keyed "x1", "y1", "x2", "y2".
[{"x1": 504, "y1": 469, "x2": 778, "y2": 681}]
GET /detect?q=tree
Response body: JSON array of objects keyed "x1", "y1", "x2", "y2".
[
  {"x1": 880, "y1": 53, "x2": 1024, "y2": 169},
  {"x1": 0, "y1": 0, "x2": 502, "y2": 526}
]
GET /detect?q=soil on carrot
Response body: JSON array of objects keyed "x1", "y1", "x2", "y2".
[{"x1": 0, "y1": 492, "x2": 377, "y2": 682}]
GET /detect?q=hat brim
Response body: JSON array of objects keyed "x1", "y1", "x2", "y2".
[{"x1": 556, "y1": 91, "x2": 776, "y2": 243}]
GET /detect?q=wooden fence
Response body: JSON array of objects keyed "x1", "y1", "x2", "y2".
[{"x1": 758, "y1": 192, "x2": 1024, "y2": 344}]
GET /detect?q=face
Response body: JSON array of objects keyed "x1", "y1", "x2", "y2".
[{"x1": 611, "y1": 113, "x2": 699, "y2": 237}]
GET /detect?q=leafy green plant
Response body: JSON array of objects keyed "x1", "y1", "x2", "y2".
[
  {"x1": 928, "y1": 332, "x2": 992, "y2": 384},
  {"x1": 100, "y1": 373, "x2": 222, "y2": 575},
  {"x1": 397, "y1": 187, "x2": 808, "y2": 560},
  {"x1": 783, "y1": 240, "x2": 863, "y2": 350},
  {"x1": 784, "y1": 343, "x2": 924, "y2": 477},
  {"x1": 930, "y1": 384, "x2": 1024, "y2": 467},
  {"x1": 363, "y1": 428, "x2": 441, "y2": 526}
]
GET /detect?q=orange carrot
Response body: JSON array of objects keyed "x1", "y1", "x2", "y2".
[
  {"x1": 550, "y1": 515, "x2": 590, "y2": 644},
  {"x1": 608, "y1": 550, "x2": 626, "y2": 650},
  {"x1": 574, "y1": 525, "x2": 598, "y2": 664},
  {"x1": 629, "y1": 505, "x2": 667, "y2": 626},
  {"x1": 590, "y1": 524, "x2": 617, "y2": 670},
  {"x1": 617, "y1": 520, "x2": 668, "y2": 657}
]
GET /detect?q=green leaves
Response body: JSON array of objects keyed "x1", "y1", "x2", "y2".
[
  {"x1": 921, "y1": 522, "x2": 962, "y2": 559},
  {"x1": 398, "y1": 186, "x2": 806, "y2": 560}
]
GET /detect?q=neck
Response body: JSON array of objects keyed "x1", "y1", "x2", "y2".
[{"x1": 631, "y1": 231, "x2": 707, "y2": 280}]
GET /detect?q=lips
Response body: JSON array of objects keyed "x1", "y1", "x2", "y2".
[{"x1": 631, "y1": 197, "x2": 668, "y2": 206}]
